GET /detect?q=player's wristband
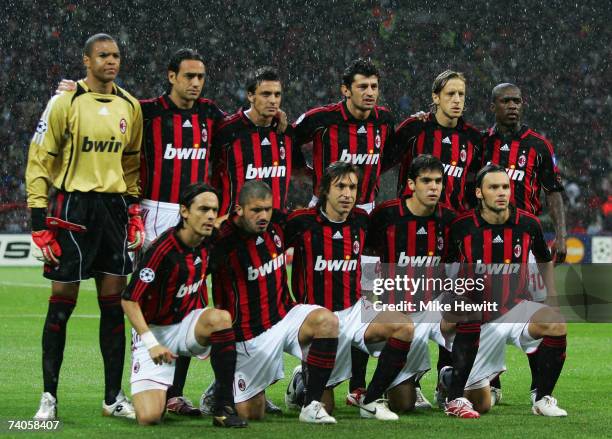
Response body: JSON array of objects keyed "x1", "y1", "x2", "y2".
[
  {"x1": 31, "y1": 208, "x2": 47, "y2": 232},
  {"x1": 141, "y1": 331, "x2": 159, "y2": 350}
]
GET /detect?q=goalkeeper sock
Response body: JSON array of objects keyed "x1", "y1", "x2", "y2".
[
  {"x1": 98, "y1": 294, "x2": 125, "y2": 406},
  {"x1": 167, "y1": 356, "x2": 191, "y2": 400},
  {"x1": 364, "y1": 337, "x2": 411, "y2": 404},
  {"x1": 42, "y1": 295, "x2": 76, "y2": 397},
  {"x1": 304, "y1": 337, "x2": 338, "y2": 405},
  {"x1": 349, "y1": 346, "x2": 369, "y2": 391},
  {"x1": 210, "y1": 328, "x2": 237, "y2": 408},
  {"x1": 448, "y1": 321, "x2": 480, "y2": 401}
]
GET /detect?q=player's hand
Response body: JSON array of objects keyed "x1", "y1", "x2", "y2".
[
  {"x1": 551, "y1": 237, "x2": 567, "y2": 264},
  {"x1": 127, "y1": 204, "x2": 145, "y2": 251},
  {"x1": 55, "y1": 79, "x2": 77, "y2": 94},
  {"x1": 410, "y1": 110, "x2": 429, "y2": 122},
  {"x1": 275, "y1": 109, "x2": 288, "y2": 133},
  {"x1": 214, "y1": 213, "x2": 229, "y2": 229},
  {"x1": 31, "y1": 230, "x2": 61, "y2": 266},
  {"x1": 148, "y1": 345, "x2": 177, "y2": 365}
]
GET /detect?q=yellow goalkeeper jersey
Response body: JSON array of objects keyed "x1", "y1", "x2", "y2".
[{"x1": 26, "y1": 80, "x2": 143, "y2": 208}]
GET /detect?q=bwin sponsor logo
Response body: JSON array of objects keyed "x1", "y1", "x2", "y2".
[
  {"x1": 245, "y1": 163, "x2": 286, "y2": 179},
  {"x1": 81, "y1": 136, "x2": 122, "y2": 153},
  {"x1": 314, "y1": 255, "x2": 357, "y2": 271},
  {"x1": 247, "y1": 254, "x2": 285, "y2": 280},
  {"x1": 397, "y1": 252, "x2": 441, "y2": 267},
  {"x1": 339, "y1": 149, "x2": 380, "y2": 165},
  {"x1": 164, "y1": 144, "x2": 207, "y2": 160},
  {"x1": 443, "y1": 163, "x2": 464, "y2": 178},
  {"x1": 176, "y1": 278, "x2": 205, "y2": 298}
]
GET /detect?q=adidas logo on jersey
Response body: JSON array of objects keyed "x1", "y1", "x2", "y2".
[
  {"x1": 182, "y1": 119, "x2": 192, "y2": 128},
  {"x1": 256, "y1": 236, "x2": 265, "y2": 245},
  {"x1": 176, "y1": 278, "x2": 205, "y2": 298},
  {"x1": 98, "y1": 106, "x2": 110, "y2": 116},
  {"x1": 261, "y1": 137, "x2": 271, "y2": 146},
  {"x1": 442, "y1": 136, "x2": 451, "y2": 144},
  {"x1": 333, "y1": 231, "x2": 343, "y2": 239},
  {"x1": 339, "y1": 149, "x2": 380, "y2": 165},
  {"x1": 194, "y1": 256, "x2": 202, "y2": 265},
  {"x1": 81, "y1": 136, "x2": 122, "y2": 153},
  {"x1": 493, "y1": 235, "x2": 504, "y2": 244},
  {"x1": 247, "y1": 254, "x2": 285, "y2": 280},
  {"x1": 245, "y1": 163, "x2": 286, "y2": 179},
  {"x1": 164, "y1": 143, "x2": 207, "y2": 160},
  {"x1": 397, "y1": 252, "x2": 441, "y2": 267},
  {"x1": 357, "y1": 125, "x2": 367, "y2": 134},
  {"x1": 443, "y1": 163, "x2": 464, "y2": 178},
  {"x1": 500, "y1": 144, "x2": 510, "y2": 151},
  {"x1": 314, "y1": 255, "x2": 357, "y2": 271},
  {"x1": 417, "y1": 227, "x2": 427, "y2": 235}
]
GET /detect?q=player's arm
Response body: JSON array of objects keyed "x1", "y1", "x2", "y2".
[
  {"x1": 539, "y1": 139, "x2": 566, "y2": 263},
  {"x1": 381, "y1": 117, "x2": 400, "y2": 172},
  {"x1": 530, "y1": 216, "x2": 558, "y2": 307},
  {"x1": 121, "y1": 299, "x2": 176, "y2": 365}
]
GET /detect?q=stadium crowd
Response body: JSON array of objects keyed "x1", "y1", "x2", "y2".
[{"x1": 2, "y1": 1, "x2": 610, "y2": 232}]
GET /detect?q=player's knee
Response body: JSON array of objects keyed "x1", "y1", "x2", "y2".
[
  {"x1": 136, "y1": 411, "x2": 163, "y2": 426},
  {"x1": 309, "y1": 309, "x2": 339, "y2": 336},
  {"x1": 476, "y1": 401, "x2": 491, "y2": 414},
  {"x1": 204, "y1": 309, "x2": 233, "y2": 331},
  {"x1": 543, "y1": 320, "x2": 566, "y2": 336},
  {"x1": 389, "y1": 321, "x2": 413, "y2": 341}
]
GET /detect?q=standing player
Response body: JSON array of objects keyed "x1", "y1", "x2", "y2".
[
  {"x1": 293, "y1": 58, "x2": 397, "y2": 402},
  {"x1": 367, "y1": 155, "x2": 456, "y2": 411},
  {"x1": 210, "y1": 67, "x2": 305, "y2": 215},
  {"x1": 482, "y1": 83, "x2": 567, "y2": 399},
  {"x1": 395, "y1": 70, "x2": 483, "y2": 213},
  {"x1": 26, "y1": 33, "x2": 143, "y2": 420},
  {"x1": 285, "y1": 162, "x2": 415, "y2": 421},
  {"x1": 210, "y1": 180, "x2": 340, "y2": 423},
  {"x1": 443, "y1": 164, "x2": 568, "y2": 417},
  {"x1": 121, "y1": 183, "x2": 246, "y2": 427}
]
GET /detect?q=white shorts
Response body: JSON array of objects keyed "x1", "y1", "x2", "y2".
[
  {"x1": 527, "y1": 251, "x2": 547, "y2": 302},
  {"x1": 130, "y1": 308, "x2": 210, "y2": 395},
  {"x1": 328, "y1": 298, "x2": 437, "y2": 388},
  {"x1": 233, "y1": 304, "x2": 322, "y2": 403},
  {"x1": 463, "y1": 300, "x2": 546, "y2": 390},
  {"x1": 141, "y1": 199, "x2": 180, "y2": 250}
]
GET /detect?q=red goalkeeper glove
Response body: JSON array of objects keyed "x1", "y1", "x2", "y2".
[
  {"x1": 31, "y1": 230, "x2": 61, "y2": 266},
  {"x1": 127, "y1": 204, "x2": 145, "y2": 251}
]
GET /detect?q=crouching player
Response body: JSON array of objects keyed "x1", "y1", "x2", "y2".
[
  {"x1": 442, "y1": 164, "x2": 568, "y2": 416},
  {"x1": 121, "y1": 183, "x2": 247, "y2": 427},
  {"x1": 285, "y1": 162, "x2": 415, "y2": 420}
]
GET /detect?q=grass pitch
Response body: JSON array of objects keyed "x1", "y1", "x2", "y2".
[{"x1": 0, "y1": 267, "x2": 610, "y2": 438}]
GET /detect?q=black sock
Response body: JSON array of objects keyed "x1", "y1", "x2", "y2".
[
  {"x1": 210, "y1": 328, "x2": 237, "y2": 408},
  {"x1": 448, "y1": 321, "x2": 481, "y2": 401},
  {"x1": 364, "y1": 337, "x2": 411, "y2": 404},
  {"x1": 527, "y1": 351, "x2": 538, "y2": 392},
  {"x1": 42, "y1": 295, "x2": 76, "y2": 397},
  {"x1": 349, "y1": 346, "x2": 369, "y2": 391},
  {"x1": 437, "y1": 345, "x2": 452, "y2": 375},
  {"x1": 98, "y1": 294, "x2": 125, "y2": 405},
  {"x1": 535, "y1": 335, "x2": 566, "y2": 401},
  {"x1": 490, "y1": 375, "x2": 501, "y2": 389},
  {"x1": 304, "y1": 338, "x2": 338, "y2": 406},
  {"x1": 166, "y1": 356, "x2": 191, "y2": 400}
]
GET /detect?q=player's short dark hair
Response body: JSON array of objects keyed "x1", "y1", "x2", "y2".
[
  {"x1": 238, "y1": 180, "x2": 273, "y2": 206},
  {"x1": 83, "y1": 33, "x2": 117, "y2": 56},
  {"x1": 177, "y1": 182, "x2": 219, "y2": 228},
  {"x1": 317, "y1": 161, "x2": 361, "y2": 208},
  {"x1": 342, "y1": 58, "x2": 379, "y2": 88},
  {"x1": 490, "y1": 82, "x2": 520, "y2": 102},
  {"x1": 432, "y1": 70, "x2": 466, "y2": 95},
  {"x1": 476, "y1": 163, "x2": 507, "y2": 189},
  {"x1": 246, "y1": 67, "x2": 281, "y2": 94},
  {"x1": 408, "y1": 154, "x2": 444, "y2": 182},
  {"x1": 168, "y1": 48, "x2": 205, "y2": 75}
]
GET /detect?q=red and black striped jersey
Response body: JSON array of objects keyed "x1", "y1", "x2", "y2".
[
  {"x1": 210, "y1": 108, "x2": 305, "y2": 214},
  {"x1": 285, "y1": 207, "x2": 368, "y2": 312},
  {"x1": 396, "y1": 114, "x2": 483, "y2": 212},
  {"x1": 122, "y1": 227, "x2": 211, "y2": 326},
  {"x1": 209, "y1": 211, "x2": 294, "y2": 341},
  {"x1": 448, "y1": 207, "x2": 552, "y2": 320},
  {"x1": 139, "y1": 94, "x2": 226, "y2": 203},
  {"x1": 367, "y1": 198, "x2": 455, "y2": 305},
  {"x1": 293, "y1": 100, "x2": 397, "y2": 204},
  {"x1": 482, "y1": 125, "x2": 564, "y2": 215}
]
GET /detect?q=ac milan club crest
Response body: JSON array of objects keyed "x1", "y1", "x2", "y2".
[
  {"x1": 514, "y1": 244, "x2": 522, "y2": 258},
  {"x1": 437, "y1": 236, "x2": 444, "y2": 250},
  {"x1": 201, "y1": 126, "x2": 208, "y2": 143},
  {"x1": 119, "y1": 118, "x2": 127, "y2": 134},
  {"x1": 279, "y1": 146, "x2": 286, "y2": 160},
  {"x1": 353, "y1": 240, "x2": 360, "y2": 254},
  {"x1": 375, "y1": 134, "x2": 381, "y2": 149},
  {"x1": 238, "y1": 379, "x2": 246, "y2": 391},
  {"x1": 460, "y1": 149, "x2": 467, "y2": 162},
  {"x1": 518, "y1": 154, "x2": 527, "y2": 167},
  {"x1": 274, "y1": 234, "x2": 282, "y2": 248}
]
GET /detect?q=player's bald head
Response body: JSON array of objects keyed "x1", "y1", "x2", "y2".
[
  {"x1": 83, "y1": 33, "x2": 117, "y2": 56},
  {"x1": 491, "y1": 83, "x2": 520, "y2": 102}
]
